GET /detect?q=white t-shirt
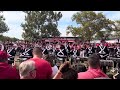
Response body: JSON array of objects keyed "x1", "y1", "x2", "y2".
[{"x1": 52, "y1": 65, "x2": 59, "y2": 77}]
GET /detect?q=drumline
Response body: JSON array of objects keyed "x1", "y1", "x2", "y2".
[{"x1": 1, "y1": 42, "x2": 120, "y2": 68}]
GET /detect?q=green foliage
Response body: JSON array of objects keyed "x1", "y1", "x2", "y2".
[
  {"x1": 21, "y1": 11, "x2": 62, "y2": 41},
  {"x1": 0, "y1": 12, "x2": 9, "y2": 34},
  {"x1": 67, "y1": 11, "x2": 116, "y2": 41},
  {"x1": 0, "y1": 35, "x2": 19, "y2": 42},
  {"x1": 113, "y1": 20, "x2": 120, "y2": 39}
]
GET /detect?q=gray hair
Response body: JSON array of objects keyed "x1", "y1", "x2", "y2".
[{"x1": 19, "y1": 60, "x2": 35, "y2": 77}]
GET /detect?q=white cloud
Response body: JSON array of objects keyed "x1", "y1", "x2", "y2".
[{"x1": 2, "y1": 11, "x2": 25, "y2": 39}]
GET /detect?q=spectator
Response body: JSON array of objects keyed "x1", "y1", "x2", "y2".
[
  {"x1": 78, "y1": 53, "x2": 108, "y2": 79},
  {"x1": 19, "y1": 61, "x2": 36, "y2": 79},
  {"x1": 46, "y1": 55, "x2": 58, "y2": 78},
  {"x1": 0, "y1": 51, "x2": 19, "y2": 79},
  {"x1": 29, "y1": 47, "x2": 52, "y2": 79},
  {"x1": 53, "y1": 61, "x2": 78, "y2": 79},
  {"x1": 62, "y1": 68, "x2": 78, "y2": 79}
]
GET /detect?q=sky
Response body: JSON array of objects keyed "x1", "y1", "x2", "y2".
[{"x1": 2, "y1": 11, "x2": 120, "y2": 39}]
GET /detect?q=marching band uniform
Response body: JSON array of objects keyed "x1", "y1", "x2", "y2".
[
  {"x1": 114, "y1": 43, "x2": 120, "y2": 68},
  {"x1": 79, "y1": 46, "x2": 85, "y2": 58},
  {"x1": 56, "y1": 45, "x2": 67, "y2": 63},
  {"x1": 42, "y1": 47, "x2": 49, "y2": 55},
  {"x1": 20, "y1": 45, "x2": 33, "y2": 57},
  {"x1": 96, "y1": 40, "x2": 109, "y2": 74},
  {"x1": 85, "y1": 44, "x2": 95, "y2": 57},
  {"x1": 70, "y1": 46, "x2": 80, "y2": 64},
  {"x1": 65, "y1": 43, "x2": 70, "y2": 55},
  {"x1": 108, "y1": 45, "x2": 115, "y2": 57},
  {"x1": 115, "y1": 44, "x2": 120, "y2": 58},
  {"x1": 7, "y1": 47, "x2": 16, "y2": 57},
  {"x1": 96, "y1": 43, "x2": 109, "y2": 60}
]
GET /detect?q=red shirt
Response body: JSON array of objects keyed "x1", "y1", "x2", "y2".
[
  {"x1": 30, "y1": 57, "x2": 52, "y2": 79},
  {"x1": 78, "y1": 67, "x2": 108, "y2": 79},
  {"x1": 0, "y1": 63, "x2": 20, "y2": 79}
]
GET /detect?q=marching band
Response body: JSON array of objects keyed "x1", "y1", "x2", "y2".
[{"x1": 1, "y1": 39, "x2": 120, "y2": 74}]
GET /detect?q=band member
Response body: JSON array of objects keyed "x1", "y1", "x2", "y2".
[
  {"x1": 46, "y1": 43, "x2": 51, "y2": 51},
  {"x1": 65, "y1": 42, "x2": 71, "y2": 57},
  {"x1": 56, "y1": 44, "x2": 67, "y2": 63},
  {"x1": 42, "y1": 45, "x2": 49, "y2": 55},
  {"x1": 96, "y1": 40, "x2": 109, "y2": 60},
  {"x1": 85, "y1": 43, "x2": 95, "y2": 57},
  {"x1": 7, "y1": 45, "x2": 16, "y2": 57},
  {"x1": 70, "y1": 45, "x2": 80, "y2": 64},
  {"x1": 79, "y1": 44, "x2": 86, "y2": 58},
  {"x1": 96, "y1": 39, "x2": 109, "y2": 74},
  {"x1": 114, "y1": 43, "x2": 120, "y2": 68},
  {"x1": 71, "y1": 45, "x2": 80, "y2": 57},
  {"x1": 108, "y1": 44, "x2": 115, "y2": 57},
  {"x1": 21, "y1": 45, "x2": 33, "y2": 57},
  {"x1": 115, "y1": 43, "x2": 120, "y2": 58},
  {"x1": 48, "y1": 44, "x2": 55, "y2": 55},
  {"x1": 20, "y1": 44, "x2": 26, "y2": 54},
  {"x1": 13, "y1": 43, "x2": 21, "y2": 53}
]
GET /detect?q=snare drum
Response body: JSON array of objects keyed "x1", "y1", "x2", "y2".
[
  {"x1": 100, "y1": 60, "x2": 113, "y2": 67},
  {"x1": 80, "y1": 57, "x2": 88, "y2": 61}
]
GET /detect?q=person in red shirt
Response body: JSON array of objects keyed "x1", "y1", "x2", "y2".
[
  {"x1": 78, "y1": 53, "x2": 108, "y2": 79},
  {"x1": 29, "y1": 47, "x2": 52, "y2": 79},
  {"x1": 0, "y1": 51, "x2": 19, "y2": 79}
]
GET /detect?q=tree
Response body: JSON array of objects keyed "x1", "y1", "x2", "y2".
[
  {"x1": 0, "y1": 35, "x2": 19, "y2": 42},
  {"x1": 0, "y1": 12, "x2": 9, "y2": 34},
  {"x1": 113, "y1": 20, "x2": 120, "y2": 39},
  {"x1": 21, "y1": 11, "x2": 62, "y2": 41},
  {"x1": 67, "y1": 11, "x2": 116, "y2": 41}
]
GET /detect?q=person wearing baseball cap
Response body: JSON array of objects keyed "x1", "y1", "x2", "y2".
[{"x1": 0, "y1": 51, "x2": 19, "y2": 79}]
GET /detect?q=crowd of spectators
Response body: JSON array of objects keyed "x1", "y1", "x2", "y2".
[{"x1": 0, "y1": 46, "x2": 120, "y2": 79}]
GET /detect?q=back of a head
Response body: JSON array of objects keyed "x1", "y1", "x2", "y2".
[
  {"x1": 33, "y1": 47, "x2": 42, "y2": 57},
  {"x1": 19, "y1": 60, "x2": 35, "y2": 78},
  {"x1": 62, "y1": 68, "x2": 78, "y2": 79},
  {"x1": 88, "y1": 53, "x2": 100, "y2": 69}
]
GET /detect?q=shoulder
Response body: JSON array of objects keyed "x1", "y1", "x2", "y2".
[
  {"x1": 8, "y1": 66, "x2": 20, "y2": 79},
  {"x1": 78, "y1": 71, "x2": 93, "y2": 79},
  {"x1": 40, "y1": 59, "x2": 51, "y2": 66}
]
